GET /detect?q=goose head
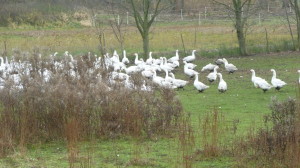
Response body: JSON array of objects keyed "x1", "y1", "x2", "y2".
[
  {"x1": 64, "y1": 51, "x2": 69, "y2": 57},
  {"x1": 250, "y1": 69, "x2": 256, "y2": 77},
  {"x1": 113, "y1": 50, "x2": 118, "y2": 56},
  {"x1": 134, "y1": 53, "x2": 139, "y2": 59}
]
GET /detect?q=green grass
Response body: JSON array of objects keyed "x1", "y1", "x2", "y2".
[
  {"x1": 0, "y1": 21, "x2": 299, "y2": 167},
  {"x1": 0, "y1": 21, "x2": 293, "y2": 57},
  {"x1": 0, "y1": 52, "x2": 299, "y2": 168}
]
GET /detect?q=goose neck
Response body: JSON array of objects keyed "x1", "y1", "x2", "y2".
[
  {"x1": 153, "y1": 71, "x2": 157, "y2": 78},
  {"x1": 272, "y1": 71, "x2": 277, "y2": 79},
  {"x1": 213, "y1": 67, "x2": 218, "y2": 73},
  {"x1": 195, "y1": 74, "x2": 199, "y2": 82},
  {"x1": 251, "y1": 70, "x2": 256, "y2": 79},
  {"x1": 165, "y1": 70, "x2": 169, "y2": 79},
  {"x1": 219, "y1": 74, "x2": 223, "y2": 81},
  {"x1": 170, "y1": 73, "x2": 175, "y2": 79}
]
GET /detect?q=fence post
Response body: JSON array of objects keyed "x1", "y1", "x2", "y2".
[
  {"x1": 117, "y1": 15, "x2": 120, "y2": 25},
  {"x1": 198, "y1": 11, "x2": 201, "y2": 25},
  {"x1": 126, "y1": 12, "x2": 129, "y2": 25},
  {"x1": 268, "y1": 4, "x2": 270, "y2": 13},
  {"x1": 205, "y1": 6, "x2": 207, "y2": 19},
  {"x1": 258, "y1": 13, "x2": 261, "y2": 25},
  {"x1": 181, "y1": 9, "x2": 183, "y2": 21},
  {"x1": 290, "y1": 5, "x2": 292, "y2": 13}
]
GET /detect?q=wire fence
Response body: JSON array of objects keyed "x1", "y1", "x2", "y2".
[
  {"x1": 94, "y1": 4, "x2": 296, "y2": 27},
  {"x1": 89, "y1": 4, "x2": 296, "y2": 56}
]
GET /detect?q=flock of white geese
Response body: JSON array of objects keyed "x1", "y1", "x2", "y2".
[{"x1": 0, "y1": 50, "x2": 299, "y2": 93}]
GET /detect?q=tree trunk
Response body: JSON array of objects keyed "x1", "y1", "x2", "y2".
[
  {"x1": 236, "y1": 27, "x2": 246, "y2": 55},
  {"x1": 234, "y1": 1, "x2": 247, "y2": 55},
  {"x1": 294, "y1": 0, "x2": 300, "y2": 50},
  {"x1": 142, "y1": 30, "x2": 150, "y2": 59}
]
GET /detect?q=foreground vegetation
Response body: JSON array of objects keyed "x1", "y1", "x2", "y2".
[{"x1": 0, "y1": 50, "x2": 298, "y2": 167}]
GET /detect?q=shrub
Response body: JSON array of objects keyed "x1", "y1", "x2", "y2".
[{"x1": 235, "y1": 95, "x2": 300, "y2": 167}]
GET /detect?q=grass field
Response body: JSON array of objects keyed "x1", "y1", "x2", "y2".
[
  {"x1": 0, "y1": 22, "x2": 299, "y2": 167},
  {"x1": 0, "y1": 21, "x2": 294, "y2": 57},
  {"x1": 0, "y1": 52, "x2": 298, "y2": 168}
]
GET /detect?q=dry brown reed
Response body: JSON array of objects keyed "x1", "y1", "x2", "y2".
[
  {"x1": 234, "y1": 88, "x2": 300, "y2": 168},
  {"x1": 201, "y1": 108, "x2": 224, "y2": 158},
  {"x1": 0, "y1": 51, "x2": 183, "y2": 157}
]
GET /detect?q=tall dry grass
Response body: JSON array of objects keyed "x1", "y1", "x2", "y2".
[
  {"x1": 234, "y1": 88, "x2": 300, "y2": 167},
  {"x1": 0, "y1": 51, "x2": 183, "y2": 158}
]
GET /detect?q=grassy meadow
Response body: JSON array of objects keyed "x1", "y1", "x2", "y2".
[{"x1": 0, "y1": 20, "x2": 300, "y2": 168}]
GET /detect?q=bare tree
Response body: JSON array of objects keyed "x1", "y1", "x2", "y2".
[
  {"x1": 128, "y1": 0, "x2": 171, "y2": 59},
  {"x1": 212, "y1": 0, "x2": 255, "y2": 56},
  {"x1": 288, "y1": 0, "x2": 300, "y2": 50},
  {"x1": 108, "y1": 1, "x2": 128, "y2": 55}
]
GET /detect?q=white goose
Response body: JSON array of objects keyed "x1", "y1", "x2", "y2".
[
  {"x1": 122, "y1": 50, "x2": 130, "y2": 65},
  {"x1": 164, "y1": 57, "x2": 177, "y2": 69},
  {"x1": 223, "y1": 58, "x2": 238, "y2": 73},
  {"x1": 270, "y1": 69, "x2": 287, "y2": 91},
  {"x1": 169, "y1": 72, "x2": 189, "y2": 90},
  {"x1": 152, "y1": 70, "x2": 165, "y2": 86},
  {"x1": 215, "y1": 59, "x2": 224, "y2": 65},
  {"x1": 111, "y1": 71, "x2": 129, "y2": 81},
  {"x1": 183, "y1": 50, "x2": 196, "y2": 62},
  {"x1": 250, "y1": 69, "x2": 265, "y2": 87},
  {"x1": 217, "y1": 73, "x2": 227, "y2": 93},
  {"x1": 125, "y1": 65, "x2": 141, "y2": 74},
  {"x1": 207, "y1": 66, "x2": 219, "y2": 83},
  {"x1": 168, "y1": 50, "x2": 179, "y2": 63},
  {"x1": 164, "y1": 70, "x2": 174, "y2": 83},
  {"x1": 141, "y1": 80, "x2": 152, "y2": 92},
  {"x1": 257, "y1": 80, "x2": 273, "y2": 93},
  {"x1": 161, "y1": 71, "x2": 176, "y2": 89},
  {"x1": 184, "y1": 66, "x2": 198, "y2": 78},
  {"x1": 160, "y1": 57, "x2": 174, "y2": 72},
  {"x1": 124, "y1": 75, "x2": 135, "y2": 89},
  {"x1": 141, "y1": 69, "x2": 154, "y2": 79},
  {"x1": 194, "y1": 73, "x2": 209, "y2": 93},
  {"x1": 183, "y1": 61, "x2": 197, "y2": 70},
  {"x1": 134, "y1": 53, "x2": 144, "y2": 65},
  {"x1": 146, "y1": 52, "x2": 153, "y2": 65},
  {"x1": 250, "y1": 69, "x2": 272, "y2": 92},
  {"x1": 201, "y1": 63, "x2": 217, "y2": 72}
]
